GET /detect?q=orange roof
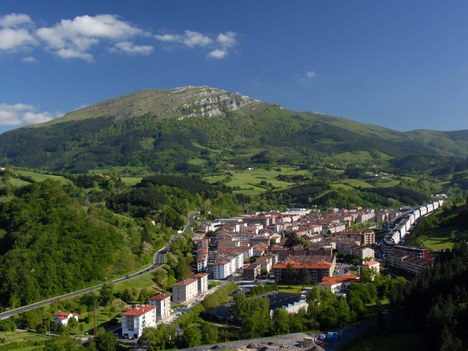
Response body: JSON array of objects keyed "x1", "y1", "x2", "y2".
[
  {"x1": 193, "y1": 273, "x2": 208, "y2": 278},
  {"x1": 173, "y1": 278, "x2": 197, "y2": 286},
  {"x1": 362, "y1": 260, "x2": 380, "y2": 266},
  {"x1": 121, "y1": 305, "x2": 156, "y2": 317},
  {"x1": 149, "y1": 293, "x2": 171, "y2": 301},
  {"x1": 319, "y1": 274, "x2": 360, "y2": 286},
  {"x1": 274, "y1": 261, "x2": 332, "y2": 269}
]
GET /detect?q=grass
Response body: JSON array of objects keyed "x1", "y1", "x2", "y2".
[
  {"x1": 205, "y1": 166, "x2": 311, "y2": 196},
  {"x1": 14, "y1": 170, "x2": 72, "y2": 185},
  {"x1": 340, "y1": 332, "x2": 424, "y2": 351},
  {"x1": 113, "y1": 271, "x2": 158, "y2": 294},
  {"x1": 277, "y1": 285, "x2": 306, "y2": 294},
  {"x1": 408, "y1": 226, "x2": 468, "y2": 250},
  {"x1": 120, "y1": 176, "x2": 142, "y2": 186},
  {"x1": 0, "y1": 331, "x2": 51, "y2": 350}
]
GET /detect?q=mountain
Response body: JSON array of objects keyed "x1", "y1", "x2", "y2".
[{"x1": 0, "y1": 86, "x2": 466, "y2": 173}]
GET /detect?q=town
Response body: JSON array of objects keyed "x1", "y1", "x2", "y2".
[{"x1": 112, "y1": 199, "x2": 444, "y2": 343}]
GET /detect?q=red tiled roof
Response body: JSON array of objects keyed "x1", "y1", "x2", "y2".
[
  {"x1": 121, "y1": 305, "x2": 156, "y2": 317},
  {"x1": 173, "y1": 278, "x2": 197, "y2": 287},
  {"x1": 319, "y1": 274, "x2": 360, "y2": 286},
  {"x1": 193, "y1": 273, "x2": 208, "y2": 278},
  {"x1": 149, "y1": 293, "x2": 171, "y2": 301},
  {"x1": 274, "y1": 261, "x2": 332, "y2": 269}
]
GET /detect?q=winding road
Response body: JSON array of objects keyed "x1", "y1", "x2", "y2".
[{"x1": 0, "y1": 211, "x2": 198, "y2": 321}]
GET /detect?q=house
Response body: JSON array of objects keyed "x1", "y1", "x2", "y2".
[
  {"x1": 121, "y1": 305, "x2": 157, "y2": 339},
  {"x1": 359, "y1": 260, "x2": 380, "y2": 280},
  {"x1": 172, "y1": 278, "x2": 199, "y2": 304},
  {"x1": 148, "y1": 293, "x2": 172, "y2": 320},
  {"x1": 318, "y1": 274, "x2": 360, "y2": 294},
  {"x1": 54, "y1": 311, "x2": 78, "y2": 326}
]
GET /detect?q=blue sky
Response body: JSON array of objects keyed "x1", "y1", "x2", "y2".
[{"x1": 1, "y1": 1, "x2": 467, "y2": 134}]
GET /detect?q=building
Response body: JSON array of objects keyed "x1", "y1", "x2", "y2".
[
  {"x1": 54, "y1": 311, "x2": 78, "y2": 326},
  {"x1": 318, "y1": 274, "x2": 360, "y2": 294},
  {"x1": 148, "y1": 293, "x2": 172, "y2": 320},
  {"x1": 213, "y1": 260, "x2": 232, "y2": 279},
  {"x1": 193, "y1": 273, "x2": 209, "y2": 294},
  {"x1": 244, "y1": 263, "x2": 262, "y2": 280},
  {"x1": 121, "y1": 305, "x2": 157, "y2": 339},
  {"x1": 273, "y1": 261, "x2": 333, "y2": 284},
  {"x1": 172, "y1": 278, "x2": 199, "y2": 303}
]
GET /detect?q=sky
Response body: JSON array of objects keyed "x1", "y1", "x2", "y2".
[{"x1": 1, "y1": 0, "x2": 468, "y2": 134}]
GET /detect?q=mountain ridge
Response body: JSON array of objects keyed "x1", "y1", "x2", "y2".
[{"x1": 0, "y1": 86, "x2": 466, "y2": 173}]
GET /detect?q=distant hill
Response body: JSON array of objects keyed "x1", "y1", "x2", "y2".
[{"x1": 0, "y1": 86, "x2": 466, "y2": 173}]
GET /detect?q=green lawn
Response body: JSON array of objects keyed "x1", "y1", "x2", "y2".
[
  {"x1": 113, "y1": 271, "x2": 158, "y2": 293},
  {"x1": 0, "y1": 331, "x2": 51, "y2": 350},
  {"x1": 277, "y1": 285, "x2": 306, "y2": 294},
  {"x1": 408, "y1": 226, "x2": 468, "y2": 250},
  {"x1": 205, "y1": 166, "x2": 311, "y2": 196},
  {"x1": 120, "y1": 176, "x2": 142, "y2": 186},
  {"x1": 341, "y1": 332, "x2": 424, "y2": 351},
  {"x1": 15, "y1": 170, "x2": 73, "y2": 185}
]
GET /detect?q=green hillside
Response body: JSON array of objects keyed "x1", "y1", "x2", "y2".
[{"x1": 0, "y1": 86, "x2": 466, "y2": 175}]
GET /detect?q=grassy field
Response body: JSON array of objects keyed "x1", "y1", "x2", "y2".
[
  {"x1": 205, "y1": 166, "x2": 311, "y2": 196},
  {"x1": 340, "y1": 332, "x2": 424, "y2": 351},
  {"x1": 113, "y1": 271, "x2": 158, "y2": 294},
  {"x1": 14, "y1": 170, "x2": 73, "y2": 185},
  {"x1": 0, "y1": 331, "x2": 51, "y2": 350},
  {"x1": 406, "y1": 226, "x2": 468, "y2": 250},
  {"x1": 120, "y1": 176, "x2": 142, "y2": 186}
]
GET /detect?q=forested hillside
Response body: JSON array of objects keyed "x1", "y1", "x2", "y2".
[
  {"x1": 0, "y1": 87, "x2": 466, "y2": 174},
  {"x1": 0, "y1": 181, "x2": 148, "y2": 308}
]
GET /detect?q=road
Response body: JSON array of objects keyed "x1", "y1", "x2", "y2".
[{"x1": 0, "y1": 211, "x2": 198, "y2": 321}]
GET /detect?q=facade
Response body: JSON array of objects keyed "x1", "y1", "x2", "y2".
[
  {"x1": 273, "y1": 261, "x2": 333, "y2": 284},
  {"x1": 121, "y1": 305, "x2": 157, "y2": 339},
  {"x1": 244, "y1": 263, "x2": 262, "y2": 280},
  {"x1": 193, "y1": 273, "x2": 209, "y2": 294},
  {"x1": 148, "y1": 293, "x2": 172, "y2": 320},
  {"x1": 54, "y1": 311, "x2": 78, "y2": 326},
  {"x1": 213, "y1": 260, "x2": 231, "y2": 279},
  {"x1": 318, "y1": 274, "x2": 360, "y2": 294},
  {"x1": 172, "y1": 278, "x2": 199, "y2": 303}
]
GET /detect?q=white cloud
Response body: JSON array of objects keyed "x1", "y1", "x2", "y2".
[
  {"x1": 0, "y1": 28, "x2": 36, "y2": 51},
  {"x1": 0, "y1": 103, "x2": 61, "y2": 127},
  {"x1": 208, "y1": 49, "x2": 227, "y2": 59},
  {"x1": 183, "y1": 30, "x2": 212, "y2": 47},
  {"x1": 300, "y1": 70, "x2": 317, "y2": 82},
  {"x1": 22, "y1": 56, "x2": 37, "y2": 62},
  {"x1": 111, "y1": 41, "x2": 154, "y2": 55},
  {"x1": 217, "y1": 31, "x2": 237, "y2": 48},
  {"x1": 36, "y1": 14, "x2": 144, "y2": 60},
  {"x1": 0, "y1": 13, "x2": 33, "y2": 28},
  {"x1": 155, "y1": 30, "x2": 237, "y2": 59},
  {"x1": 155, "y1": 30, "x2": 212, "y2": 47}
]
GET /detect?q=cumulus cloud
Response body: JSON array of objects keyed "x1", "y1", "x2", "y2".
[
  {"x1": 0, "y1": 12, "x2": 240, "y2": 61},
  {"x1": 155, "y1": 30, "x2": 237, "y2": 59},
  {"x1": 0, "y1": 13, "x2": 33, "y2": 28},
  {"x1": 111, "y1": 41, "x2": 154, "y2": 55},
  {"x1": 36, "y1": 14, "x2": 144, "y2": 60},
  {"x1": 208, "y1": 49, "x2": 227, "y2": 59},
  {"x1": 0, "y1": 103, "x2": 61, "y2": 127},
  {"x1": 217, "y1": 31, "x2": 237, "y2": 48}
]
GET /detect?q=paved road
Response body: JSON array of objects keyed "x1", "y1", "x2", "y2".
[{"x1": 0, "y1": 212, "x2": 197, "y2": 321}]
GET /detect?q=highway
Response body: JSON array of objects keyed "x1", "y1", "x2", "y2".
[{"x1": 0, "y1": 211, "x2": 198, "y2": 321}]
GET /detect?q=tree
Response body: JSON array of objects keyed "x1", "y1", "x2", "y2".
[
  {"x1": 271, "y1": 308, "x2": 290, "y2": 335},
  {"x1": 99, "y1": 283, "x2": 114, "y2": 307},
  {"x1": 94, "y1": 327, "x2": 118, "y2": 351}
]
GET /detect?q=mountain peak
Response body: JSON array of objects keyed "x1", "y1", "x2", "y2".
[{"x1": 38, "y1": 86, "x2": 261, "y2": 126}]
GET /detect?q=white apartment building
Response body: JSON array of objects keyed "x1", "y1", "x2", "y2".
[
  {"x1": 193, "y1": 273, "x2": 208, "y2": 294},
  {"x1": 148, "y1": 293, "x2": 172, "y2": 320},
  {"x1": 121, "y1": 305, "x2": 157, "y2": 339},
  {"x1": 172, "y1": 278, "x2": 198, "y2": 303}
]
